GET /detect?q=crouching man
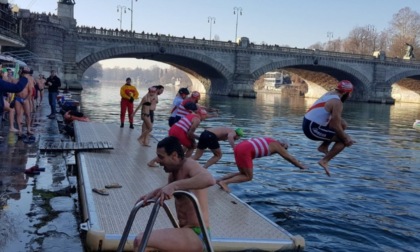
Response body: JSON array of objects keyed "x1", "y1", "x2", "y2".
[{"x1": 133, "y1": 136, "x2": 216, "y2": 251}]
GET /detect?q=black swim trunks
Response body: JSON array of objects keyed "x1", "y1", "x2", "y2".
[
  {"x1": 197, "y1": 130, "x2": 220, "y2": 150},
  {"x1": 302, "y1": 117, "x2": 336, "y2": 141}
]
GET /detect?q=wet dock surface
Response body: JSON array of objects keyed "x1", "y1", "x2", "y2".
[{"x1": 0, "y1": 95, "x2": 84, "y2": 252}]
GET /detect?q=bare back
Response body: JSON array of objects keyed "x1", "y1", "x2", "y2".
[
  {"x1": 208, "y1": 127, "x2": 235, "y2": 141},
  {"x1": 17, "y1": 75, "x2": 33, "y2": 99},
  {"x1": 37, "y1": 77, "x2": 46, "y2": 90}
]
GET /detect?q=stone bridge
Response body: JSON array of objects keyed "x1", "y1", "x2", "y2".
[{"x1": 14, "y1": 2, "x2": 420, "y2": 103}]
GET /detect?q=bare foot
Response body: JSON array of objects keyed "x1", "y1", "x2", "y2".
[
  {"x1": 142, "y1": 143, "x2": 151, "y2": 147},
  {"x1": 9, "y1": 128, "x2": 18, "y2": 132},
  {"x1": 147, "y1": 162, "x2": 159, "y2": 167},
  {"x1": 318, "y1": 160, "x2": 331, "y2": 177},
  {"x1": 217, "y1": 181, "x2": 230, "y2": 192},
  {"x1": 317, "y1": 145, "x2": 328, "y2": 154}
]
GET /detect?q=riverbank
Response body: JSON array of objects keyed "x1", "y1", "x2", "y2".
[{"x1": 0, "y1": 94, "x2": 84, "y2": 252}]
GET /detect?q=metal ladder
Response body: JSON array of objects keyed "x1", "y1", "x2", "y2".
[{"x1": 116, "y1": 190, "x2": 214, "y2": 252}]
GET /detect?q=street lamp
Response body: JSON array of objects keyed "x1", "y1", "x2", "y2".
[
  {"x1": 117, "y1": 5, "x2": 127, "y2": 30},
  {"x1": 233, "y1": 7, "x2": 242, "y2": 43},
  {"x1": 208, "y1": 16, "x2": 216, "y2": 40},
  {"x1": 128, "y1": 0, "x2": 138, "y2": 32},
  {"x1": 327, "y1": 31, "x2": 333, "y2": 42},
  {"x1": 367, "y1": 24, "x2": 376, "y2": 51}
]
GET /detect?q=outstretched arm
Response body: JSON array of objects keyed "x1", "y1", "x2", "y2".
[
  {"x1": 160, "y1": 164, "x2": 215, "y2": 203},
  {"x1": 272, "y1": 142, "x2": 307, "y2": 170},
  {"x1": 0, "y1": 76, "x2": 28, "y2": 93}
]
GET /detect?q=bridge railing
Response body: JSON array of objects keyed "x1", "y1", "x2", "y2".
[{"x1": 76, "y1": 26, "x2": 420, "y2": 66}]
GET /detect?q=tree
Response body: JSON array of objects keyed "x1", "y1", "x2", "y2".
[
  {"x1": 387, "y1": 7, "x2": 420, "y2": 58},
  {"x1": 84, "y1": 63, "x2": 103, "y2": 80},
  {"x1": 342, "y1": 26, "x2": 378, "y2": 54}
]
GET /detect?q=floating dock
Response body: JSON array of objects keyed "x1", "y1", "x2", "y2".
[{"x1": 74, "y1": 122, "x2": 305, "y2": 251}]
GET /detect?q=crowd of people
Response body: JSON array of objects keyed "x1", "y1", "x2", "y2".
[
  {"x1": 0, "y1": 64, "x2": 49, "y2": 139},
  {"x1": 117, "y1": 76, "x2": 355, "y2": 251},
  {"x1": 1, "y1": 70, "x2": 356, "y2": 250}
]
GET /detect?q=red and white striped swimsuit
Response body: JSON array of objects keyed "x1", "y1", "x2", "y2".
[{"x1": 234, "y1": 137, "x2": 276, "y2": 169}]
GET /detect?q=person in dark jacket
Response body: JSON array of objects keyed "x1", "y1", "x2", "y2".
[{"x1": 45, "y1": 70, "x2": 61, "y2": 119}]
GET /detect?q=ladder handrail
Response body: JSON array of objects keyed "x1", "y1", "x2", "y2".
[
  {"x1": 116, "y1": 199, "x2": 178, "y2": 252},
  {"x1": 116, "y1": 190, "x2": 214, "y2": 252},
  {"x1": 173, "y1": 191, "x2": 213, "y2": 252}
]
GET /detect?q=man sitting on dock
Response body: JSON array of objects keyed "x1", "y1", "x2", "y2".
[
  {"x1": 217, "y1": 137, "x2": 307, "y2": 192},
  {"x1": 192, "y1": 127, "x2": 244, "y2": 169},
  {"x1": 133, "y1": 136, "x2": 216, "y2": 252}
]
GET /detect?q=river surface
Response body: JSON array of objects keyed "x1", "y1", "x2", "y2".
[{"x1": 80, "y1": 81, "x2": 420, "y2": 252}]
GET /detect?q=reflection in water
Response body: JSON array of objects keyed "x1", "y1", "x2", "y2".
[{"x1": 80, "y1": 81, "x2": 420, "y2": 251}]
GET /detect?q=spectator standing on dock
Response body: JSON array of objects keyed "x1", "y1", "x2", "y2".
[
  {"x1": 35, "y1": 74, "x2": 46, "y2": 107},
  {"x1": 133, "y1": 136, "x2": 215, "y2": 252},
  {"x1": 149, "y1": 85, "x2": 164, "y2": 124},
  {"x1": 0, "y1": 67, "x2": 28, "y2": 132},
  {"x1": 2, "y1": 67, "x2": 18, "y2": 132},
  {"x1": 168, "y1": 87, "x2": 190, "y2": 127},
  {"x1": 45, "y1": 70, "x2": 61, "y2": 119},
  {"x1": 192, "y1": 127, "x2": 244, "y2": 169},
  {"x1": 119, "y1": 77, "x2": 139, "y2": 128},
  {"x1": 134, "y1": 86, "x2": 157, "y2": 146},
  {"x1": 217, "y1": 137, "x2": 307, "y2": 192},
  {"x1": 302, "y1": 80, "x2": 355, "y2": 176},
  {"x1": 15, "y1": 67, "x2": 35, "y2": 135}
]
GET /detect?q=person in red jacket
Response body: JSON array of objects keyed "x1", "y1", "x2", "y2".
[{"x1": 119, "y1": 77, "x2": 139, "y2": 128}]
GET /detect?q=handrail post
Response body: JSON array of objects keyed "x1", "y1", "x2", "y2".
[
  {"x1": 137, "y1": 202, "x2": 161, "y2": 252},
  {"x1": 116, "y1": 200, "x2": 146, "y2": 252}
]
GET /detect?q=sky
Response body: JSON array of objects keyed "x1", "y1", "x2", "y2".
[{"x1": 9, "y1": 0, "x2": 420, "y2": 69}]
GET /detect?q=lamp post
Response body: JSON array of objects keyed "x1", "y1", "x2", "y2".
[
  {"x1": 367, "y1": 24, "x2": 376, "y2": 51},
  {"x1": 128, "y1": 0, "x2": 138, "y2": 32},
  {"x1": 233, "y1": 7, "x2": 242, "y2": 43},
  {"x1": 327, "y1": 31, "x2": 333, "y2": 42},
  {"x1": 117, "y1": 5, "x2": 127, "y2": 30},
  {"x1": 208, "y1": 16, "x2": 216, "y2": 40}
]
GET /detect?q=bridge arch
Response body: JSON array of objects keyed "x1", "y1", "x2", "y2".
[
  {"x1": 77, "y1": 45, "x2": 234, "y2": 92},
  {"x1": 386, "y1": 69, "x2": 420, "y2": 86},
  {"x1": 251, "y1": 57, "x2": 371, "y2": 100}
]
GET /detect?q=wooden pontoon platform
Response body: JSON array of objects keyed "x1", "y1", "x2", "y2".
[{"x1": 74, "y1": 122, "x2": 305, "y2": 251}]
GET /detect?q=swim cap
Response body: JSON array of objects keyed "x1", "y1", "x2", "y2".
[
  {"x1": 178, "y1": 87, "x2": 190, "y2": 95},
  {"x1": 336, "y1": 80, "x2": 353, "y2": 93},
  {"x1": 184, "y1": 102, "x2": 198, "y2": 111},
  {"x1": 235, "y1": 128, "x2": 244, "y2": 137},
  {"x1": 278, "y1": 138, "x2": 289, "y2": 149},
  {"x1": 191, "y1": 91, "x2": 200, "y2": 98}
]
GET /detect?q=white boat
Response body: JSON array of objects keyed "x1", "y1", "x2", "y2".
[{"x1": 413, "y1": 120, "x2": 420, "y2": 130}]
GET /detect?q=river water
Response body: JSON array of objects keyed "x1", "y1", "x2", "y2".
[{"x1": 80, "y1": 81, "x2": 420, "y2": 252}]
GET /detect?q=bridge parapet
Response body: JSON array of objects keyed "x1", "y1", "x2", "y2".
[{"x1": 76, "y1": 26, "x2": 237, "y2": 49}]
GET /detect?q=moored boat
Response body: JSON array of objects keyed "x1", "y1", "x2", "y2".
[{"x1": 413, "y1": 120, "x2": 420, "y2": 130}]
